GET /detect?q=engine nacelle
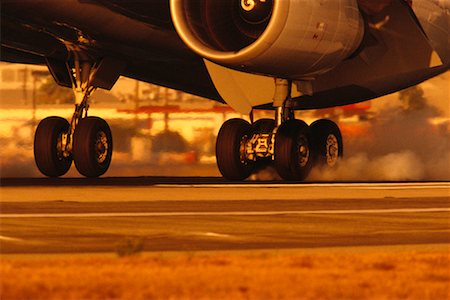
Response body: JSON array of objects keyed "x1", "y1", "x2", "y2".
[{"x1": 170, "y1": 0, "x2": 365, "y2": 79}]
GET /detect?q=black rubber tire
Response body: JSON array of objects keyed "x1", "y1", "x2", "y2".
[
  {"x1": 275, "y1": 120, "x2": 314, "y2": 181},
  {"x1": 310, "y1": 119, "x2": 343, "y2": 167},
  {"x1": 251, "y1": 118, "x2": 276, "y2": 134},
  {"x1": 73, "y1": 117, "x2": 113, "y2": 178},
  {"x1": 216, "y1": 118, "x2": 253, "y2": 181},
  {"x1": 34, "y1": 117, "x2": 72, "y2": 177}
]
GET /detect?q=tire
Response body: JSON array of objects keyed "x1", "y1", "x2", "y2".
[
  {"x1": 216, "y1": 118, "x2": 253, "y2": 181},
  {"x1": 275, "y1": 120, "x2": 314, "y2": 181},
  {"x1": 34, "y1": 117, "x2": 72, "y2": 177},
  {"x1": 73, "y1": 117, "x2": 113, "y2": 178},
  {"x1": 310, "y1": 119, "x2": 343, "y2": 167},
  {"x1": 251, "y1": 118, "x2": 276, "y2": 134}
]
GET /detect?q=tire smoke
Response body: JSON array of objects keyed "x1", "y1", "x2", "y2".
[{"x1": 309, "y1": 88, "x2": 450, "y2": 182}]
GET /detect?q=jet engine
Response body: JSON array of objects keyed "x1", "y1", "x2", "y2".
[{"x1": 170, "y1": 0, "x2": 365, "y2": 79}]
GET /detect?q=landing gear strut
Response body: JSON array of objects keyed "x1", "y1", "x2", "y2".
[
  {"x1": 34, "y1": 54, "x2": 117, "y2": 178},
  {"x1": 216, "y1": 79, "x2": 343, "y2": 181}
]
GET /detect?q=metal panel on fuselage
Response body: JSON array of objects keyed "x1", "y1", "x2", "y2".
[{"x1": 288, "y1": 0, "x2": 450, "y2": 110}]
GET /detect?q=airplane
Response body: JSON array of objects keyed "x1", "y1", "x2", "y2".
[{"x1": 1, "y1": 0, "x2": 449, "y2": 181}]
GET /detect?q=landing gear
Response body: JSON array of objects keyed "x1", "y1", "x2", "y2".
[
  {"x1": 34, "y1": 117, "x2": 72, "y2": 177},
  {"x1": 216, "y1": 79, "x2": 343, "y2": 181},
  {"x1": 34, "y1": 55, "x2": 121, "y2": 178},
  {"x1": 216, "y1": 117, "x2": 342, "y2": 181}
]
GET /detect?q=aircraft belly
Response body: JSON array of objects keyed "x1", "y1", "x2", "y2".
[
  {"x1": 2, "y1": 0, "x2": 187, "y2": 57},
  {"x1": 85, "y1": 0, "x2": 173, "y2": 30},
  {"x1": 0, "y1": 0, "x2": 222, "y2": 102},
  {"x1": 123, "y1": 59, "x2": 223, "y2": 102}
]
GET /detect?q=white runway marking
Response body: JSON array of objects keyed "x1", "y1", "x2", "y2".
[
  {"x1": 1, "y1": 208, "x2": 449, "y2": 218},
  {"x1": 0, "y1": 235, "x2": 24, "y2": 242},
  {"x1": 197, "y1": 232, "x2": 232, "y2": 238},
  {"x1": 155, "y1": 183, "x2": 450, "y2": 189}
]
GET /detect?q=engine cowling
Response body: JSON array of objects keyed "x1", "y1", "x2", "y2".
[{"x1": 170, "y1": 0, "x2": 365, "y2": 79}]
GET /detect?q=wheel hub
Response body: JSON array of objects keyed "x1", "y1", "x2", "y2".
[
  {"x1": 95, "y1": 131, "x2": 109, "y2": 164},
  {"x1": 297, "y1": 136, "x2": 310, "y2": 167},
  {"x1": 326, "y1": 134, "x2": 339, "y2": 166}
]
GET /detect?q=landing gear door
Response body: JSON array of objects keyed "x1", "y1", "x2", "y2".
[
  {"x1": 89, "y1": 57, "x2": 126, "y2": 90},
  {"x1": 204, "y1": 59, "x2": 274, "y2": 114}
]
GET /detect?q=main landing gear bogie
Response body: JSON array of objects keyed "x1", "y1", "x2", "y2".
[
  {"x1": 215, "y1": 117, "x2": 343, "y2": 181},
  {"x1": 34, "y1": 115, "x2": 113, "y2": 178},
  {"x1": 33, "y1": 54, "x2": 118, "y2": 178},
  {"x1": 216, "y1": 78, "x2": 343, "y2": 182}
]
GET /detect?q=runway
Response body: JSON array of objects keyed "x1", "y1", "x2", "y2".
[{"x1": 0, "y1": 178, "x2": 449, "y2": 254}]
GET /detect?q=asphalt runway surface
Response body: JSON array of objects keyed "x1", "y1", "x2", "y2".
[{"x1": 0, "y1": 177, "x2": 449, "y2": 254}]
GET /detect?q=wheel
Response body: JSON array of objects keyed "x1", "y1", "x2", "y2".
[
  {"x1": 275, "y1": 120, "x2": 314, "y2": 181},
  {"x1": 73, "y1": 117, "x2": 113, "y2": 178},
  {"x1": 310, "y1": 119, "x2": 343, "y2": 167},
  {"x1": 34, "y1": 117, "x2": 72, "y2": 177},
  {"x1": 216, "y1": 118, "x2": 253, "y2": 181}
]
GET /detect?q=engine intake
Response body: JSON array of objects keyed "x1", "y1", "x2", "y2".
[
  {"x1": 171, "y1": 0, "x2": 365, "y2": 79},
  {"x1": 175, "y1": 0, "x2": 274, "y2": 52}
]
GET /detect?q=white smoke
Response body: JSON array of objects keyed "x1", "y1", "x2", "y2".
[
  {"x1": 0, "y1": 143, "x2": 40, "y2": 178},
  {"x1": 310, "y1": 151, "x2": 426, "y2": 181}
]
